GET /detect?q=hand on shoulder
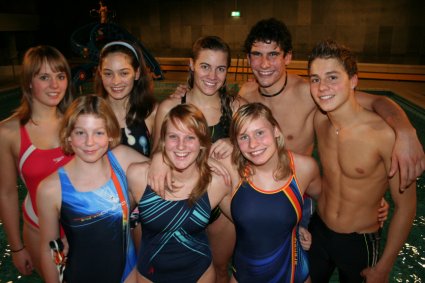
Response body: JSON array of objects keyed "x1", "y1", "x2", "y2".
[
  {"x1": 239, "y1": 79, "x2": 258, "y2": 98},
  {"x1": 169, "y1": 84, "x2": 188, "y2": 99}
]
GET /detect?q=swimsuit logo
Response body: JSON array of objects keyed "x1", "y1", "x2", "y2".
[
  {"x1": 53, "y1": 156, "x2": 65, "y2": 164},
  {"x1": 148, "y1": 266, "x2": 155, "y2": 275}
]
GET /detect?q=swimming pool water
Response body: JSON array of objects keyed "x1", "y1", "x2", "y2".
[{"x1": 0, "y1": 86, "x2": 423, "y2": 282}]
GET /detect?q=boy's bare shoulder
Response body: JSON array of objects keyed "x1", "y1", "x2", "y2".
[{"x1": 367, "y1": 112, "x2": 396, "y2": 142}]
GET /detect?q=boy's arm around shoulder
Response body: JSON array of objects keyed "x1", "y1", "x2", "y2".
[
  {"x1": 149, "y1": 97, "x2": 180, "y2": 196},
  {"x1": 168, "y1": 84, "x2": 189, "y2": 99},
  {"x1": 238, "y1": 79, "x2": 258, "y2": 101},
  {"x1": 37, "y1": 174, "x2": 62, "y2": 283},
  {"x1": 355, "y1": 91, "x2": 425, "y2": 190}
]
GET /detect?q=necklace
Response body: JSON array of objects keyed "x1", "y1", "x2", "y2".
[
  {"x1": 259, "y1": 71, "x2": 288, "y2": 97},
  {"x1": 333, "y1": 124, "x2": 340, "y2": 135}
]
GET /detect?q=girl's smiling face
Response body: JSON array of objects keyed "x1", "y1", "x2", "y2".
[
  {"x1": 164, "y1": 119, "x2": 201, "y2": 171},
  {"x1": 237, "y1": 116, "x2": 280, "y2": 166},
  {"x1": 68, "y1": 114, "x2": 111, "y2": 163}
]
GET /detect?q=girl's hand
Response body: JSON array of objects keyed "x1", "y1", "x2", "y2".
[
  {"x1": 298, "y1": 226, "x2": 312, "y2": 251},
  {"x1": 210, "y1": 138, "x2": 233, "y2": 160},
  {"x1": 207, "y1": 158, "x2": 231, "y2": 186}
]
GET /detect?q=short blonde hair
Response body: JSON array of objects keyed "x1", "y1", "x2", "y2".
[{"x1": 60, "y1": 95, "x2": 121, "y2": 155}]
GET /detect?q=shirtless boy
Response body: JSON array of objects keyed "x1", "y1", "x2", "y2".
[
  {"x1": 239, "y1": 18, "x2": 424, "y2": 193},
  {"x1": 307, "y1": 39, "x2": 416, "y2": 282}
]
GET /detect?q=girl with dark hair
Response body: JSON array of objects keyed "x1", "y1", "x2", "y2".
[{"x1": 95, "y1": 40, "x2": 157, "y2": 157}]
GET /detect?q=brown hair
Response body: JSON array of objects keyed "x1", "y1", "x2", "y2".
[
  {"x1": 230, "y1": 103, "x2": 291, "y2": 180},
  {"x1": 157, "y1": 104, "x2": 212, "y2": 205},
  {"x1": 308, "y1": 39, "x2": 358, "y2": 78},
  {"x1": 15, "y1": 45, "x2": 74, "y2": 124},
  {"x1": 60, "y1": 95, "x2": 121, "y2": 155},
  {"x1": 188, "y1": 36, "x2": 235, "y2": 136}
]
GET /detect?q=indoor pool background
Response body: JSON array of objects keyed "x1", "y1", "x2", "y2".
[{"x1": 0, "y1": 83, "x2": 423, "y2": 282}]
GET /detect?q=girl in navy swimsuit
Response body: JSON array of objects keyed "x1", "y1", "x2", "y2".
[
  {"x1": 128, "y1": 104, "x2": 232, "y2": 282},
  {"x1": 221, "y1": 103, "x2": 322, "y2": 283}
]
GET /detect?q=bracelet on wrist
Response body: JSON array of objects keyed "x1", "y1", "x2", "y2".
[{"x1": 10, "y1": 246, "x2": 25, "y2": 253}]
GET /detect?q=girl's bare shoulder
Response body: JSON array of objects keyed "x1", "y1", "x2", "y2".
[
  {"x1": 0, "y1": 116, "x2": 21, "y2": 152},
  {"x1": 0, "y1": 115, "x2": 20, "y2": 136}
]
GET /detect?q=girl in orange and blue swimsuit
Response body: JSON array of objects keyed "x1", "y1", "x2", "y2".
[
  {"x1": 231, "y1": 156, "x2": 309, "y2": 283},
  {"x1": 225, "y1": 103, "x2": 322, "y2": 283}
]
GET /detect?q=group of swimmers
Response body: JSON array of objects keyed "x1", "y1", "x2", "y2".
[{"x1": 0, "y1": 17, "x2": 423, "y2": 283}]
